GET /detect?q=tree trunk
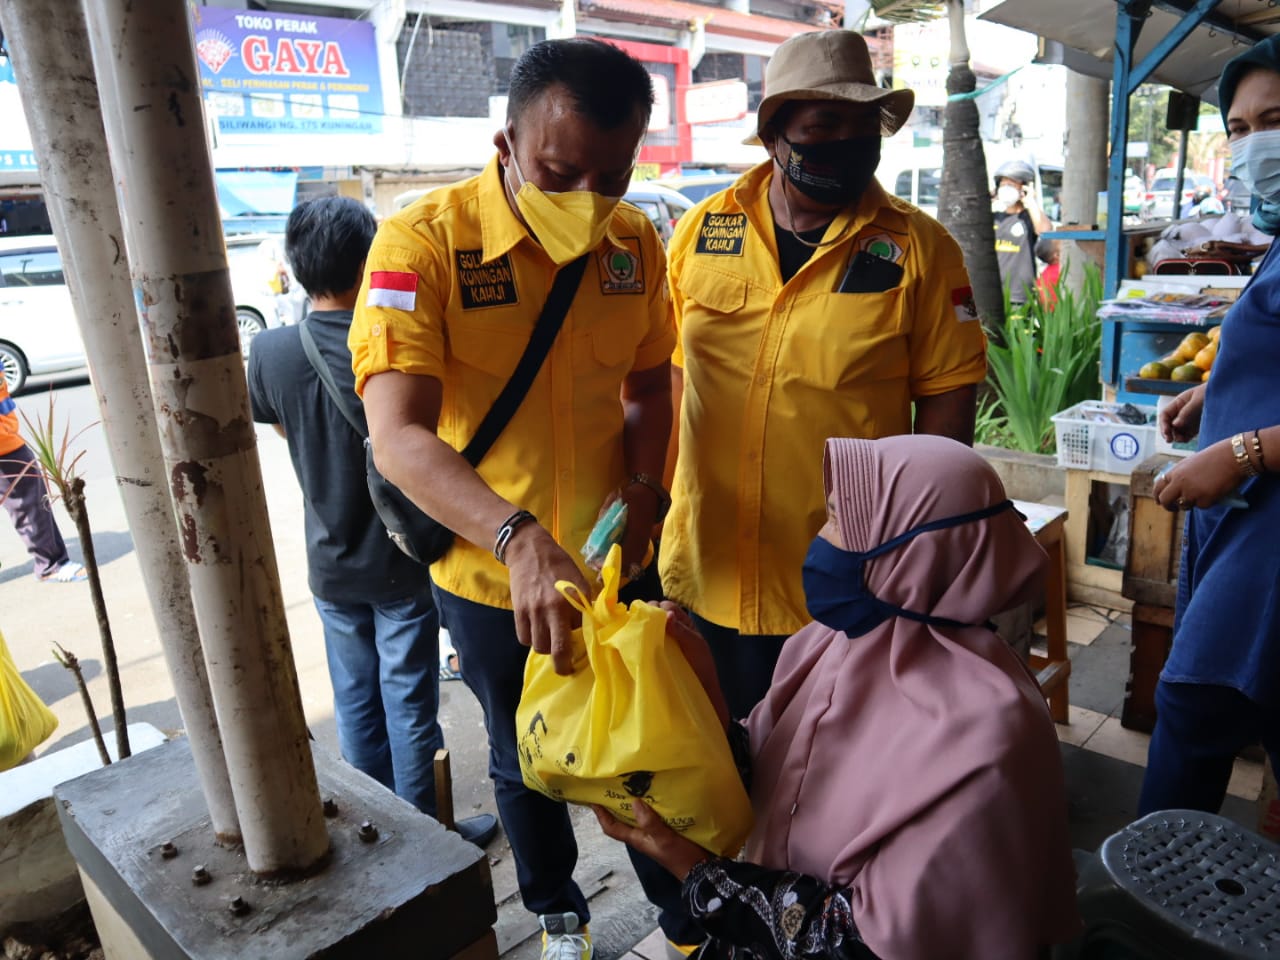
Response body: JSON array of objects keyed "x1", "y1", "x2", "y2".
[
  {"x1": 54, "y1": 643, "x2": 110, "y2": 767},
  {"x1": 64, "y1": 477, "x2": 129, "y2": 760},
  {"x1": 936, "y1": 0, "x2": 1005, "y2": 331}
]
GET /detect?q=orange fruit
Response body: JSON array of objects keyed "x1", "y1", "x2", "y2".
[
  {"x1": 1171, "y1": 363, "x2": 1202, "y2": 382},
  {"x1": 1176, "y1": 332, "x2": 1211, "y2": 362},
  {"x1": 1193, "y1": 342, "x2": 1217, "y2": 371},
  {"x1": 1139, "y1": 361, "x2": 1172, "y2": 379},
  {"x1": 1207, "y1": 325, "x2": 1221, "y2": 343}
]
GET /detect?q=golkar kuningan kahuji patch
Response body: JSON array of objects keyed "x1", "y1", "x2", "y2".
[
  {"x1": 695, "y1": 212, "x2": 747, "y2": 256},
  {"x1": 456, "y1": 249, "x2": 519, "y2": 309}
]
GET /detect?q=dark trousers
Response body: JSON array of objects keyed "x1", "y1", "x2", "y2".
[
  {"x1": 432, "y1": 585, "x2": 589, "y2": 920},
  {"x1": 1, "y1": 443, "x2": 69, "y2": 577},
  {"x1": 1139, "y1": 680, "x2": 1280, "y2": 816},
  {"x1": 688, "y1": 613, "x2": 790, "y2": 723}
]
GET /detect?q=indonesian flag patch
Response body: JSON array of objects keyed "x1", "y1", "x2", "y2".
[
  {"x1": 366, "y1": 270, "x2": 417, "y2": 311},
  {"x1": 951, "y1": 285, "x2": 979, "y2": 322}
]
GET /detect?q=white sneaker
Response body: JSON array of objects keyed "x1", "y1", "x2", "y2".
[{"x1": 539, "y1": 913, "x2": 592, "y2": 960}]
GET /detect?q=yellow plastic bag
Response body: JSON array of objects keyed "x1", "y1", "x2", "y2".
[
  {"x1": 0, "y1": 629, "x2": 58, "y2": 771},
  {"x1": 515, "y1": 545, "x2": 753, "y2": 857}
]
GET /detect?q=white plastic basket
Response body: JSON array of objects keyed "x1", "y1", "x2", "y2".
[{"x1": 1051, "y1": 401, "x2": 1158, "y2": 473}]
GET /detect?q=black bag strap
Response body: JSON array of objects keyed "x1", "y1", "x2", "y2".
[
  {"x1": 299, "y1": 252, "x2": 590, "y2": 465},
  {"x1": 459, "y1": 253, "x2": 588, "y2": 464},
  {"x1": 299, "y1": 320, "x2": 369, "y2": 438}
]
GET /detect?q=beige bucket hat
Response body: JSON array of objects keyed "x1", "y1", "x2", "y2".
[{"x1": 746, "y1": 31, "x2": 915, "y2": 145}]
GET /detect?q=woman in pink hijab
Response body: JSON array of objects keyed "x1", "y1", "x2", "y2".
[{"x1": 597, "y1": 435, "x2": 1079, "y2": 960}]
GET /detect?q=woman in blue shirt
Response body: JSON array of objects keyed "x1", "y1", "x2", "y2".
[{"x1": 1142, "y1": 37, "x2": 1280, "y2": 814}]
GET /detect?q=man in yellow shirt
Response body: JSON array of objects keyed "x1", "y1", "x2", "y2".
[
  {"x1": 661, "y1": 30, "x2": 988, "y2": 720},
  {"x1": 349, "y1": 39, "x2": 674, "y2": 960}
]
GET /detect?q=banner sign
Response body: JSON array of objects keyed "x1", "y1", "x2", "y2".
[
  {"x1": 0, "y1": 56, "x2": 38, "y2": 172},
  {"x1": 192, "y1": 6, "x2": 383, "y2": 137},
  {"x1": 685, "y1": 80, "x2": 748, "y2": 126}
]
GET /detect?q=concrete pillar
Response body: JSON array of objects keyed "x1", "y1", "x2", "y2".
[
  {"x1": 1061, "y1": 70, "x2": 1110, "y2": 292},
  {"x1": 550, "y1": 0, "x2": 577, "y2": 40},
  {"x1": 0, "y1": 0, "x2": 241, "y2": 845},
  {"x1": 82, "y1": 0, "x2": 328, "y2": 874}
]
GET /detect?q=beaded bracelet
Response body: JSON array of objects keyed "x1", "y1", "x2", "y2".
[{"x1": 1250, "y1": 429, "x2": 1266, "y2": 473}]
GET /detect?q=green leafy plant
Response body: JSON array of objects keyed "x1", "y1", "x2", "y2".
[
  {"x1": 983, "y1": 264, "x2": 1104, "y2": 454},
  {"x1": 18, "y1": 391, "x2": 130, "y2": 760}
]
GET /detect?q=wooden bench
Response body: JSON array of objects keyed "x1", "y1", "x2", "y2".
[{"x1": 1014, "y1": 500, "x2": 1071, "y2": 724}]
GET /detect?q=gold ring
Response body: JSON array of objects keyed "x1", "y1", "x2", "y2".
[{"x1": 1177, "y1": 498, "x2": 1189, "y2": 509}]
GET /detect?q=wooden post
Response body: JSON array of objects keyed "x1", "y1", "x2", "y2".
[{"x1": 434, "y1": 749, "x2": 456, "y2": 832}]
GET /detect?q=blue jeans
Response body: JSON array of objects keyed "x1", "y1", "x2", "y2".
[
  {"x1": 689, "y1": 613, "x2": 790, "y2": 722},
  {"x1": 314, "y1": 592, "x2": 444, "y2": 816},
  {"x1": 1139, "y1": 680, "x2": 1280, "y2": 816}
]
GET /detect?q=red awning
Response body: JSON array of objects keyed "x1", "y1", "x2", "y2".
[{"x1": 578, "y1": 0, "x2": 834, "y2": 45}]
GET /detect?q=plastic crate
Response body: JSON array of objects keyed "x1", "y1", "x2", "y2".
[{"x1": 1052, "y1": 401, "x2": 1158, "y2": 473}]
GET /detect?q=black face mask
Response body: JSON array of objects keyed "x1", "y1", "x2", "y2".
[{"x1": 779, "y1": 134, "x2": 881, "y2": 207}]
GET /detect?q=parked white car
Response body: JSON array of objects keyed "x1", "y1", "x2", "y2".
[
  {"x1": 0, "y1": 236, "x2": 84, "y2": 393},
  {"x1": 0, "y1": 234, "x2": 297, "y2": 392}
]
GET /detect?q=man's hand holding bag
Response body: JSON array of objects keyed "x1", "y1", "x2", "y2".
[{"x1": 514, "y1": 545, "x2": 753, "y2": 857}]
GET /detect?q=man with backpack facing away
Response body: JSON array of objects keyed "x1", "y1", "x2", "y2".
[{"x1": 247, "y1": 196, "x2": 496, "y2": 847}]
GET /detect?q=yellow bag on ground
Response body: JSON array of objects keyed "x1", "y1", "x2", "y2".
[
  {"x1": 516, "y1": 545, "x2": 753, "y2": 857},
  {"x1": 0, "y1": 629, "x2": 58, "y2": 771}
]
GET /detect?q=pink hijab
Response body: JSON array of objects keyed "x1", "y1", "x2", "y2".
[{"x1": 745, "y1": 436, "x2": 1079, "y2": 960}]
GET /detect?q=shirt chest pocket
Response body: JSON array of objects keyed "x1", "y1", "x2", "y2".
[
  {"x1": 572, "y1": 324, "x2": 637, "y2": 378},
  {"x1": 777, "y1": 286, "x2": 909, "y2": 391},
  {"x1": 677, "y1": 264, "x2": 759, "y2": 376},
  {"x1": 448, "y1": 322, "x2": 527, "y2": 381}
]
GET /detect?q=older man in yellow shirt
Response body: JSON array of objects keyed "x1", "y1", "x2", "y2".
[{"x1": 661, "y1": 30, "x2": 988, "y2": 720}]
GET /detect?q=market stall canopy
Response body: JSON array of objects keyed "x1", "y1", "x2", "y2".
[{"x1": 980, "y1": 0, "x2": 1280, "y2": 104}]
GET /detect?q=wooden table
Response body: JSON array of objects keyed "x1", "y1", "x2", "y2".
[{"x1": 1014, "y1": 500, "x2": 1071, "y2": 724}]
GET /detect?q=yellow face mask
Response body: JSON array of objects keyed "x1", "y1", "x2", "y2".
[{"x1": 504, "y1": 131, "x2": 623, "y2": 264}]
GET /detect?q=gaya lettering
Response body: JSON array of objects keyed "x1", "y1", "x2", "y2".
[{"x1": 241, "y1": 36, "x2": 350, "y2": 77}]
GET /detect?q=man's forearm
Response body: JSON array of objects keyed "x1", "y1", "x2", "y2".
[
  {"x1": 363, "y1": 371, "x2": 518, "y2": 551},
  {"x1": 374, "y1": 423, "x2": 518, "y2": 550},
  {"x1": 622, "y1": 363, "x2": 673, "y2": 481},
  {"x1": 914, "y1": 384, "x2": 978, "y2": 445}
]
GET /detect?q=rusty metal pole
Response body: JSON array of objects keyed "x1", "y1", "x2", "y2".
[
  {"x1": 0, "y1": 0, "x2": 242, "y2": 844},
  {"x1": 82, "y1": 0, "x2": 328, "y2": 873}
]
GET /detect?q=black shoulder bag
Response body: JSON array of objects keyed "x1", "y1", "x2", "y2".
[{"x1": 299, "y1": 253, "x2": 590, "y2": 565}]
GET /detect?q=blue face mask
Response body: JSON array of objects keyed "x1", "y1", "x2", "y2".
[
  {"x1": 1229, "y1": 130, "x2": 1280, "y2": 235},
  {"x1": 802, "y1": 500, "x2": 1016, "y2": 638}
]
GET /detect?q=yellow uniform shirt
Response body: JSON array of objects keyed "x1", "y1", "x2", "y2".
[
  {"x1": 349, "y1": 156, "x2": 675, "y2": 609},
  {"x1": 660, "y1": 163, "x2": 987, "y2": 635}
]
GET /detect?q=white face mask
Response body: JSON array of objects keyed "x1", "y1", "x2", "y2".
[
  {"x1": 1230, "y1": 129, "x2": 1280, "y2": 203},
  {"x1": 996, "y1": 184, "x2": 1022, "y2": 207}
]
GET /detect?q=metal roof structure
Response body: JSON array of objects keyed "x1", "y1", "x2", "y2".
[
  {"x1": 978, "y1": 1, "x2": 1278, "y2": 302},
  {"x1": 981, "y1": 0, "x2": 1280, "y2": 105}
]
